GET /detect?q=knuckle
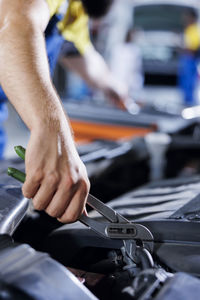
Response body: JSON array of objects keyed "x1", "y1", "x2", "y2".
[
  {"x1": 83, "y1": 165, "x2": 88, "y2": 176},
  {"x1": 59, "y1": 212, "x2": 78, "y2": 224},
  {"x1": 46, "y1": 209, "x2": 60, "y2": 218},
  {"x1": 22, "y1": 184, "x2": 35, "y2": 199},
  {"x1": 22, "y1": 188, "x2": 32, "y2": 199},
  {"x1": 81, "y1": 164, "x2": 89, "y2": 177},
  {"x1": 32, "y1": 200, "x2": 45, "y2": 211},
  {"x1": 65, "y1": 176, "x2": 77, "y2": 190},
  {"x1": 30, "y1": 169, "x2": 44, "y2": 184},
  {"x1": 46, "y1": 172, "x2": 60, "y2": 186},
  {"x1": 80, "y1": 178, "x2": 90, "y2": 194}
]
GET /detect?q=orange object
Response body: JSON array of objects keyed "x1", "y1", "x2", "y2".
[{"x1": 70, "y1": 119, "x2": 155, "y2": 143}]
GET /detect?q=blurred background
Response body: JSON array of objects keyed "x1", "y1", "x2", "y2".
[
  {"x1": 53, "y1": 0, "x2": 200, "y2": 108},
  {"x1": 4, "y1": 0, "x2": 200, "y2": 198}
]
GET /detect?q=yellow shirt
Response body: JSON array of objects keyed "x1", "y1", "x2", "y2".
[
  {"x1": 184, "y1": 24, "x2": 200, "y2": 51},
  {"x1": 46, "y1": 0, "x2": 92, "y2": 54},
  {"x1": 46, "y1": 0, "x2": 65, "y2": 17}
]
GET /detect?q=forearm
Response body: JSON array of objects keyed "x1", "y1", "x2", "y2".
[
  {"x1": 0, "y1": 23, "x2": 63, "y2": 129},
  {"x1": 61, "y1": 47, "x2": 114, "y2": 91},
  {"x1": 0, "y1": 0, "x2": 89, "y2": 224},
  {"x1": 84, "y1": 48, "x2": 117, "y2": 92},
  {"x1": 61, "y1": 47, "x2": 128, "y2": 103}
]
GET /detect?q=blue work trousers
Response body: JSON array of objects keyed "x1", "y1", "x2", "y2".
[{"x1": 178, "y1": 53, "x2": 198, "y2": 106}]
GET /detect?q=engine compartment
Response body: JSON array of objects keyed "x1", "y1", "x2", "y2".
[{"x1": 0, "y1": 174, "x2": 199, "y2": 299}]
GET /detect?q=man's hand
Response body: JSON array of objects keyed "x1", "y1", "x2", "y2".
[
  {"x1": 0, "y1": 0, "x2": 90, "y2": 223},
  {"x1": 22, "y1": 123, "x2": 90, "y2": 223},
  {"x1": 103, "y1": 79, "x2": 129, "y2": 110}
]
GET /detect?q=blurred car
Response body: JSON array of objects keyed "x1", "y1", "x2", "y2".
[{"x1": 105, "y1": 0, "x2": 200, "y2": 83}]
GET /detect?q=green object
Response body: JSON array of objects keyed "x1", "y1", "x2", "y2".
[
  {"x1": 14, "y1": 145, "x2": 26, "y2": 160},
  {"x1": 7, "y1": 145, "x2": 26, "y2": 183},
  {"x1": 7, "y1": 167, "x2": 25, "y2": 183}
]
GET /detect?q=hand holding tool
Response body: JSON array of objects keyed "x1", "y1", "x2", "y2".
[{"x1": 8, "y1": 146, "x2": 154, "y2": 264}]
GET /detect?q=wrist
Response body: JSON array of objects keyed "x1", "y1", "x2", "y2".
[
  {"x1": 28, "y1": 99, "x2": 65, "y2": 131},
  {"x1": 30, "y1": 112, "x2": 76, "y2": 146}
]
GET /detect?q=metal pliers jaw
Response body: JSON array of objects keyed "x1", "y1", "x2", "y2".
[{"x1": 80, "y1": 194, "x2": 154, "y2": 264}]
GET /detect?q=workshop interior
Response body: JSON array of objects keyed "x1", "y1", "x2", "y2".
[{"x1": 1, "y1": 0, "x2": 200, "y2": 299}]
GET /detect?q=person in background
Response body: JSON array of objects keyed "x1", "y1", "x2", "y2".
[
  {"x1": 178, "y1": 8, "x2": 200, "y2": 106},
  {"x1": 110, "y1": 29, "x2": 143, "y2": 102},
  {"x1": 0, "y1": 0, "x2": 120, "y2": 224},
  {"x1": 59, "y1": 3, "x2": 128, "y2": 107}
]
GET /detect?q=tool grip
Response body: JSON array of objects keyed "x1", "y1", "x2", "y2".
[
  {"x1": 7, "y1": 167, "x2": 25, "y2": 183},
  {"x1": 14, "y1": 145, "x2": 26, "y2": 161}
]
